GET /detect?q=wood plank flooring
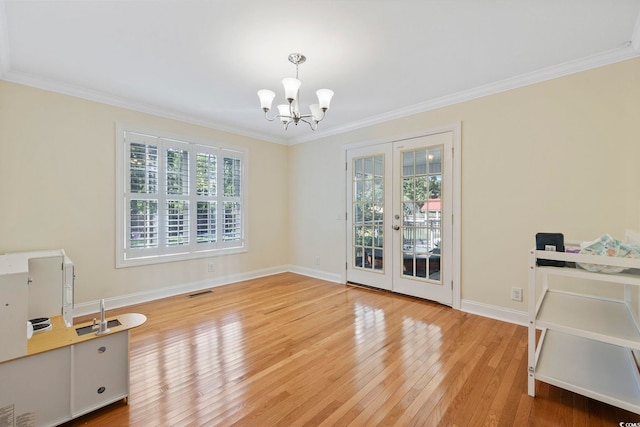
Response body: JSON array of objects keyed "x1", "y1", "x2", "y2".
[{"x1": 62, "y1": 273, "x2": 640, "y2": 426}]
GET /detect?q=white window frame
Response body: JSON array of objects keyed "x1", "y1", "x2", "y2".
[{"x1": 116, "y1": 124, "x2": 247, "y2": 268}]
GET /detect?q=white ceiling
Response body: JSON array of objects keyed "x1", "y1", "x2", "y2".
[{"x1": 1, "y1": 1, "x2": 639, "y2": 145}]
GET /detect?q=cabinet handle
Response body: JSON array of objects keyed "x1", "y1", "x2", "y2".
[
  {"x1": 97, "y1": 386, "x2": 106, "y2": 394},
  {"x1": 98, "y1": 346, "x2": 106, "y2": 353}
]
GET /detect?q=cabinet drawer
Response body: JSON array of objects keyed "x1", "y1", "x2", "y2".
[{"x1": 71, "y1": 331, "x2": 129, "y2": 417}]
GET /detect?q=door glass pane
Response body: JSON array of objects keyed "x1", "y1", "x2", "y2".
[
  {"x1": 354, "y1": 225, "x2": 363, "y2": 245},
  {"x1": 354, "y1": 246, "x2": 364, "y2": 268},
  {"x1": 415, "y1": 149, "x2": 427, "y2": 175},
  {"x1": 402, "y1": 151, "x2": 414, "y2": 176},
  {"x1": 354, "y1": 204, "x2": 363, "y2": 222},
  {"x1": 364, "y1": 157, "x2": 373, "y2": 178},
  {"x1": 374, "y1": 178, "x2": 384, "y2": 202},
  {"x1": 352, "y1": 154, "x2": 385, "y2": 272},
  {"x1": 374, "y1": 156, "x2": 383, "y2": 177},
  {"x1": 355, "y1": 181, "x2": 365, "y2": 202},
  {"x1": 400, "y1": 147, "x2": 443, "y2": 283},
  {"x1": 403, "y1": 252, "x2": 414, "y2": 276},
  {"x1": 402, "y1": 177, "x2": 414, "y2": 201},
  {"x1": 428, "y1": 148, "x2": 442, "y2": 174},
  {"x1": 354, "y1": 158, "x2": 363, "y2": 179}
]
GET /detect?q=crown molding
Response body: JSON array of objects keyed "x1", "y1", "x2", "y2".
[
  {"x1": 1, "y1": 69, "x2": 289, "y2": 146},
  {"x1": 288, "y1": 45, "x2": 640, "y2": 146}
]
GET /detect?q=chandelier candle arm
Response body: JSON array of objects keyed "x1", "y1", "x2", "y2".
[{"x1": 257, "y1": 53, "x2": 334, "y2": 131}]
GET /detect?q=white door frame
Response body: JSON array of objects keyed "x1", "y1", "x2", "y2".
[{"x1": 344, "y1": 123, "x2": 461, "y2": 310}]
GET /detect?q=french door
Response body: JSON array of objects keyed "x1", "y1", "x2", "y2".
[{"x1": 346, "y1": 130, "x2": 455, "y2": 306}]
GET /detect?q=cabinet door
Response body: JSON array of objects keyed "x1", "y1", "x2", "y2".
[
  {"x1": 0, "y1": 346, "x2": 71, "y2": 427},
  {"x1": 71, "y1": 331, "x2": 129, "y2": 417},
  {"x1": 27, "y1": 255, "x2": 64, "y2": 320},
  {"x1": 0, "y1": 273, "x2": 28, "y2": 363}
]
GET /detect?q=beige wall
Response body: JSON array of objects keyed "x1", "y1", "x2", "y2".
[
  {"x1": 288, "y1": 58, "x2": 640, "y2": 312},
  {"x1": 0, "y1": 82, "x2": 289, "y2": 305},
  {"x1": 2, "y1": 57, "x2": 639, "y2": 315},
  {"x1": 287, "y1": 137, "x2": 347, "y2": 277}
]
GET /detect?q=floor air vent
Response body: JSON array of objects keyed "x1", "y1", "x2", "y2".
[{"x1": 188, "y1": 290, "x2": 212, "y2": 298}]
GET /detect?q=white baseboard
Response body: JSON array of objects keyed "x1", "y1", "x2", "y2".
[
  {"x1": 286, "y1": 265, "x2": 344, "y2": 284},
  {"x1": 460, "y1": 299, "x2": 528, "y2": 326},
  {"x1": 74, "y1": 265, "x2": 289, "y2": 317}
]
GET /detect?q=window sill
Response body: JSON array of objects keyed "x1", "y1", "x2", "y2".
[{"x1": 116, "y1": 246, "x2": 247, "y2": 268}]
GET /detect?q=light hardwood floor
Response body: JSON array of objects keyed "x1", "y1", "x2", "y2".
[{"x1": 62, "y1": 273, "x2": 640, "y2": 426}]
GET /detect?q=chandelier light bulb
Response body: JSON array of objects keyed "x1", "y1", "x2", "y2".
[
  {"x1": 316, "y1": 89, "x2": 334, "y2": 111},
  {"x1": 282, "y1": 78, "x2": 301, "y2": 102},
  {"x1": 309, "y1": 104, "x2": 322, "y2": 122},
  {"x1": 257, "y1": 89, "x2": 276, "y2": 111},
  {"x1": 277, "y1": 105, "x2": 291, "y2": 123},
  {"x1": 257, "y1": 53, "x2": 333, "y2": 131}
]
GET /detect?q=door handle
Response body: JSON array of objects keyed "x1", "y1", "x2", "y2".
[{"x1": 392, "y1": 225, "x2": 400, "y2": 230}]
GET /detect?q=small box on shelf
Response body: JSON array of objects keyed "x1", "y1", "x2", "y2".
[{"x1": 535, "y1": 232, "x2": 565, "y2": 267}]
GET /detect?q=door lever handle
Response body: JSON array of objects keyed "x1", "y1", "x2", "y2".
[{"x1": 392, "y1": 225, "x2": 400, "y2": 230}]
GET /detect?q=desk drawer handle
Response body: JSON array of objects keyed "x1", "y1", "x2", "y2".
[{"x1": 98, "y1": 346, "x2": 106, "y2": 353}]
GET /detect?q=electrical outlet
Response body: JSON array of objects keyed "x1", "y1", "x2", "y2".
[
  {"x1": 314, "y1": 256, "x2": 320, "y2": 265},
  {"x1": 207, "y1": 263, "x2": 214, "y2": 272},
  {"x1": 511, "y1": 286, "x2": 523, "y2": 302}
]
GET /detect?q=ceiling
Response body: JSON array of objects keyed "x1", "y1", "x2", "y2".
[{"x1": 1, "y1": 1, "x2": 639, "y2": 145}]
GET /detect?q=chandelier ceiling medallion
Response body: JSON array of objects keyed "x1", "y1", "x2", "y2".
[{"x1": 257, "y1": 53, "x2": 334, "y2": 131}]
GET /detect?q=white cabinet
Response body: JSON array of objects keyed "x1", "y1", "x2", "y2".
[
  {"x1": 0, "y1": 313, "x2": 144, "y2": 427},
  {"x1": 528, "y1": 248, "x2": 640, "y2": 414},
  {"x1": 71, "y1": 331, "x2": 129, "y2": 417},
  {"x1": 0, "y1": 347, "x2": 70, "y2": 427},
  {"x1": 0, "y1": 333, "x2": 130, "y2": 427}
]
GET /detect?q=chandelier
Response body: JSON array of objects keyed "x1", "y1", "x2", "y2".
[{"x1": 257, "y1": 53, "x2": 334, "y2": 131}]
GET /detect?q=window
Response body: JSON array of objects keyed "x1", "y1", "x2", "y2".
[{"x1": 116, "y1": 128, "x2": 246, "y2": 267}]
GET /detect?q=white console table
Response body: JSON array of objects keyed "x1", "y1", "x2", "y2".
[{"x1": 0, "y1": 313, "x2": 146, "y2": 427}]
